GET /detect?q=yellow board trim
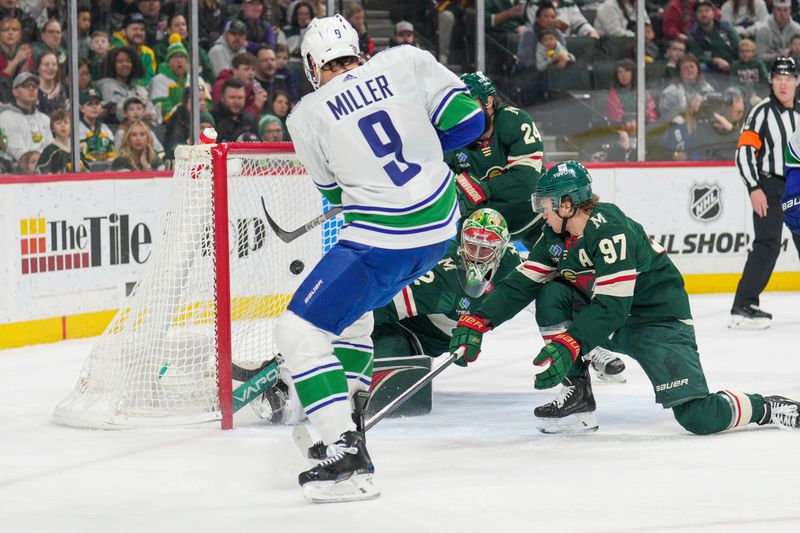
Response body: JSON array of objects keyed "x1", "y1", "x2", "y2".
[{"x1": 2, "y1": 275, "x2": 800, "y2": 350}]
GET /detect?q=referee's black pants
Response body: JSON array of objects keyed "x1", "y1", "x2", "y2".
[{"x1": 733, "y1": 177, "x2": 800, "y2": 308}]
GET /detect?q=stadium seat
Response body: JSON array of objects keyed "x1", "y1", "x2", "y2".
[
  {"x1": 600, "y1": 36, "x2": 634, "y2": 60},
  {"x1": 566, "y1": 36, "x2": 599, "y2": 63},
  {"x1": 592, "y1": 60, "x2": 618, "y2": 90}
]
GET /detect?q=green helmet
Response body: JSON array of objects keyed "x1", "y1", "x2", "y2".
[
  {"x1": 460, "y1": 71, "x2": 496, "y2": 106},
  {"x1": 531, "y1": 161, "x2": 593, "y2": 214},
  {"x1": 459, "y1": 208, "x2": 510, "y2": 297}
]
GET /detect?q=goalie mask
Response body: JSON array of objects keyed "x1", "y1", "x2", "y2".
[
  {"x1": 301, "y1": 14, "x2": 361, "y2": 90},
  {"x1": 458, "y1": 208, "x2": 510, "y2": 298}
]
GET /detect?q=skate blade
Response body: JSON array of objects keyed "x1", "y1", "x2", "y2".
[
  {"x1": 592, "y1": 369, "x2": 626, "y2": 384},
  {"x1": 536, "y1": 412, "x2": 599, "y2": 434},
  {"x1": 303, "y1": 474, "x2": 381, "y2": 503},
  {"x1": 728, "y1": 316, "x2": 771, "y2": 330}
]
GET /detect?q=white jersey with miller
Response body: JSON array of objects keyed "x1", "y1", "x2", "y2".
[{"x1": 287, "y1": 46, "x2": 469, "y2": 249}]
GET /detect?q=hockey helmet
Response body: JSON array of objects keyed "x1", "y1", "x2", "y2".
[
  {"x1": 301, "y1": 14, "x2": 360, "y2": 90},
  {"x1": 532, "y1": 161, "x2": 593, "y2": 213},
  {"x1": 460, "y1": 71, "x2": 497, "y2": 106},
  {"x1": 770, "y1": 57, "x2": 799, "y2": 81},
  {"x1": 458, "y1": 208, "x2": 510, "y2": 297}
]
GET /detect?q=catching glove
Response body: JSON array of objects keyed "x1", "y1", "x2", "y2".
[
  {"x1": 532, "y1": 333, "x2": 581, "y2": 389},
  {"x1": 455, "y1": 172, "x2": 489, "y2": 215},
  {"x1": 449, "y1": 315, "x2": 492, "y2": 366}
]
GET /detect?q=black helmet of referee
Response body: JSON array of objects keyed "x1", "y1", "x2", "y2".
[{"x1": 770, "y1": 57, "x2": 799, "y2": 80}]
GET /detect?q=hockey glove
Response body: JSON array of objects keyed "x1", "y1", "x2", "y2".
[
  {"x1": 532, "y1": 333, "x2": 581, "y2": 389},
  {"x1": 449, "y1": 315, "x2": 492, "y2": 366},
  {"x1": 455, "y1": 172, "x2": 489, "y2": 216}
]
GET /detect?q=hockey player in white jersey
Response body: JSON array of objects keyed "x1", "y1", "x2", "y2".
[{"x1": 274, "y1": 14, "x2": 484, "y2": 503}]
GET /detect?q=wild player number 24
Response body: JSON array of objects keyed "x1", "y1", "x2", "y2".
[{"x1": 358, "y1": 110, "x2": 422, "y2": 186}]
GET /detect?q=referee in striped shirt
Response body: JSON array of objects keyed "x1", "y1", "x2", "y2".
[{"x1": 732, "y1": 57, "x2": 800, "y2": 329}]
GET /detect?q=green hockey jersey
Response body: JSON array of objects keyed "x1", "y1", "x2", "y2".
[
  {"x1": 477, "y1": 203, "x2": 692, "y2": 352},
  {"x1": 373, "y1": 240, "x2": 522, "y2": 356},
  {"x1": 444, "y1": 105, "x2": 545, "y2": 246}
]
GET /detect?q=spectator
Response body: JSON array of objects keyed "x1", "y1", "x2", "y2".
[
  {"x1": 283, "y1": 1, "x2": 314, "y2": 57},
  {"x1": 518, "y1": 1, "x2": 565, "y2": 69},
  {"x1": 0, "y1": 17, "x2": 33, "y2": 95},
  {"x1": 536, "y1": 28, "x2": 575, "y2": 72},
  {"x1": 254, "y1": 46, "x2": 289, "y2": 101},
  {"x1": 389, "y1": 21, "x2": 417, "y2": 48},
  {"x1": 111, "y1": 12, "x2": 158, "y2": 86},
  {"x1": 136, "y1": 0, "x2": 168, "y2": 47},
  {"x1": 691, "y1": 87, "x2": 745, "y2": 160},
  {"x1": 212, "y1": 52, "x2": 269, "y2": 117},
  {"x1": 0, "y1": 0, "x2": 35, "y2": 43},
  {"x1": 97, "y1": 46, "x2": 157, "y2": 124},
  {"x1": 662, "y1": 0, "x2": 696, "y2": 43},
  {"x1": 486, "y1": 0, "x2": 527, "y2": 50},
  {"x1": 114, "y1": 96, "x2": 164, "y2": 154},
  {"x1": 731, "y1": 38, "x2": 769, "y2": 104},
  {"x1": 526, "y1": 0, "x2": 599, "y2": 39},
  {"x1": 149, "y1": 39, "x2": 190, "y2": 123},
  {"x1": 208, "y1": 19, "x2": 247, "y2": 78},
  {"x1": 111, "y1": 120, "x2": 164, "y2": 170},
  {"x1": 0, "y1": 72, "x2": 52, "y2": 162},
  {"x1": 665, "y1": 91, "x2": 703, "y2": 160},
  {"x1": 238, "y1": 0, "x2": 277, "y2": 54},
  {"x1": 595, "y1": 0, "x2": 639, "y2": 38},
  {"x1": 755, "y1": 0, "x2": 800, "y2": 64},
  {"x1": 32, "y1": 19, "x2": 67, "y2": 70},
  {"x1": 35, "y1": 50, "x2": 68, "y2": 117},
  {"x1": 15, "y1": 149, "x2": 38, "y2": 173},
  {"x1": 164, "y1": 88, "x2": 214, "y2": 159},
  {"x1": 0, "y1": 124, "x2": 10, "y2": 171},
  {"x1": 78, "y1": 87, "x2": 116, "y2": 163},
  {"x1": 345, "y1": 3, "x2": 375, "y2": 59},
  {"x1": 77, "y1": 5, "x2": 93, "y2": 59},
  {"x1": 790, "y1": 33, "x2": 800, "y2": 63},
  {"x1": 274, "y1": 43, "x2": 300, "y2": 101},
  {"x1": 269, "y1": 89, "x2": 291, "y2": 134},
  {"x1": 212, "y1": 78, "x2": 258, "y2": 142},
  {"x1": 154, "y1": 14, "x2": 214, "y2": 83},
  {"x1": 645, "y1": 22, "x2": 660, "y2": 62},
  {"x1": 88, "y1": 30, "x2": 110, "y2": 80},
  {"x1": 198, "y1": 0, "x2": 224, "y2": 49},
  {"x1": 664, "y1": 37, "x2": 687, "y2": 79},
  {"x1": 37, "y1": 108, "x2": 83, "y2": 173},
  {"x1": 720, "y1": 0, "x2": 768, "y2": 39},
  {"x1": 660, "y1": 53, "x2": 715, "y2": 121},
  {"x1": 259, "y1": 113, "x2": 285, "y2": 142},
  {"x1": 78, "y1": 57, "x2": 98, "y2": 95},
  {"x1": 605, "y1": 58, "x2": 658, "y2": 127},
  {"x1": 687, "y1": 0, "x2": 740, "y2": 74}
]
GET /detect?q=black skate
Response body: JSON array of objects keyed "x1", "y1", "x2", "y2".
[
  {"x1": 729, "y1": 304, "x2": 772, "y2": 330},
  {"x1": 585, "y1": 348, "x2": 626, "y2": 383},
  {"x1": 307, "y1": 390, "x2": 371, "y2": 461},
  {"x1": 758, "y1": 396, "x2": 800, "y2": 430},
  {"x1": 534, "y1": 376, "x2": 599, "y2": 434},
  {"x1": 299, "y1": 430, "x2": 380, "y2": 503}
]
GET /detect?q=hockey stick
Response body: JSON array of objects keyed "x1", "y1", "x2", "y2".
[
  {"x1": 231, "y1": 357, "x2": 283, "y2": 412},
  {"x1": 364, "y1": 348, "x2": 462, "y2": 431},
  {"x1": 260, "y1": 196, "x2": 342, "y2": 244}
]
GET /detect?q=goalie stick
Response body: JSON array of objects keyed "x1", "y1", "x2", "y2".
[
  {"x1": 260, "y1": 196, "x2": 342, "y2": 244},
  {"x1": 292, "y1": 348, "x2": 463, "y2": 460},
  {"x1": 231, "y1": 357, "x2": 283, "y2": 413}
]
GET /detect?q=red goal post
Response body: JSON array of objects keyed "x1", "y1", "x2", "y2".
[{"x1": 53, "y1": 142, "x2": 341, "y2": 430}]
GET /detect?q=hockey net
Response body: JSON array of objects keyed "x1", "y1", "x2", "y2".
[{"x1": 53, "y1": 142, "x2": 341, "y2": 429}]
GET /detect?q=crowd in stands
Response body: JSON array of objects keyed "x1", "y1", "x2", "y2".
[{"x1": 4, "y1": 0, "x2": 800, "y2": 173}]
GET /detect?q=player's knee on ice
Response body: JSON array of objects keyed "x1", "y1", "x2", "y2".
[{"x1": 672, "y1": 395, "x2": 736, "y2": 436}]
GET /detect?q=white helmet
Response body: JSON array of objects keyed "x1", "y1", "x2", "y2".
[{"x1": 301, "y1": 14, "x2": 361, "y2": 90}]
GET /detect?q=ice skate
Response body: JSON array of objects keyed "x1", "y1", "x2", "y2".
[
  {"x1": 585, "y1": 347, "x2": 626, "y2": 383},
  {"x1": 728, "y1": 304, "x2": 771, "y2": 330},
  {"x1": 534, "y1": 376, "x2": 598, "y2": 434},
  {"x1": 307, "y1": 391, "x2": 371, "y2": 461},
  {"x1": 758, "y1": 396, "x2": 800, "y2": 430},
  {"x1": 299, "y1": 430, "x2": 380, "y2": 503}
]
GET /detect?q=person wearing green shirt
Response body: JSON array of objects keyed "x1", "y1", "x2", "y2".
[
  {"x1": 111, "y1": 13, "x2": 158, "y2": 86},
  {"x1": 449, "y1": 161, "x2": 800, "y2": 434},
  {"x1": 445, "y1": 72, "x2": 545, "y2": 250}
]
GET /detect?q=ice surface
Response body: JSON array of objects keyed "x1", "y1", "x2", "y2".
[{"x1": 1, "y1": 292, "x2": 799, "y2": 532}]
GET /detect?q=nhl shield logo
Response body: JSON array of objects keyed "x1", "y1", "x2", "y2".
[{"x1": 690, "y1": 184, "x2": 722, "y2": 222}]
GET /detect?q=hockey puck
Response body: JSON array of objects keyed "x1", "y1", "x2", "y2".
[{"x1": 290, "y1": 260, "x2": 305, "y2": 274}]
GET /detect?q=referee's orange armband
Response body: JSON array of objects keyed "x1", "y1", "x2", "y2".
[{"x1": 738, "y1": 130, "x2": 762, "y2": 150}]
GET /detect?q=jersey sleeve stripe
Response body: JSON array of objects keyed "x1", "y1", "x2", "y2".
[
  {"x1": 518, "y1": 261, "x2": 557, "y2": 283},
  {"x1": 402, "y1": 286, "x2": 417, "y2": 317},
  {"x1": 595, "y1": 271, "x2": 637, "y2": 286},
  {"x1": 431, "y1": 86, "x2": 469, "y2": 125},
  {"x1": 507, "y1": 152, "x2": 544, "y2": 162}
]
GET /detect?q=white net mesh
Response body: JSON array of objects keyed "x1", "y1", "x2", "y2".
[{"x1": 53, "y1": 143, "x2": 341, "y2": 428}]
